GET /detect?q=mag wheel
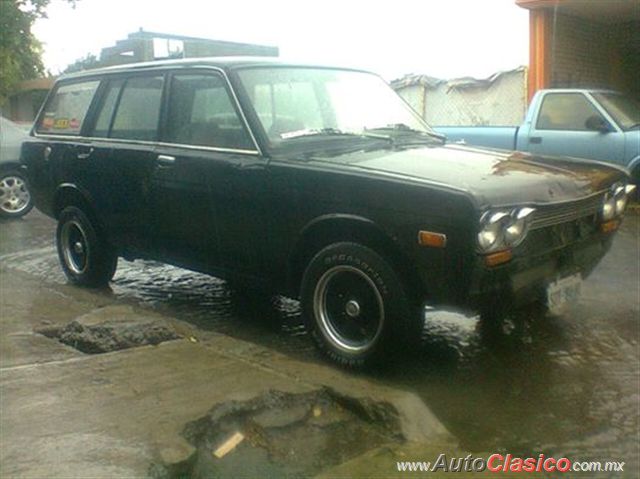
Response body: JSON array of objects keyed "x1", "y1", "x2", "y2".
[
  {"x1": 301, "y1": 242, "x2": 417, "y2": 368},
  {"x1": 0, "y1": 171, "x2": 33, "y2": 218},
  {"x1": 57, "y1": 206, "x2": 117, "y2": 286}
]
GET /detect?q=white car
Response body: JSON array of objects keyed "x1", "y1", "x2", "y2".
[{"x1": 0, "y1": 117, "x2": 33, "y2": 218}]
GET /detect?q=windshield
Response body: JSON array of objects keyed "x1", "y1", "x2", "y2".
[
  {"x1": 592, "y1": 92, "x2": 640, "y2": 130},
  {"x1": 237, "y1": 67, "x2": 436, "y2": 145}
]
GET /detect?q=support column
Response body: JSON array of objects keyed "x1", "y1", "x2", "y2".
[{"x1": 528, "y1": 9, "x2": 552, "y2": 102}]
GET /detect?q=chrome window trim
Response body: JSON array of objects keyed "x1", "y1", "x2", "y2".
[
  {"x1": 33, "y1": 66, "x2": 264, "y2": 157},
  {"x1": 155, "y1": 141, "x2": 259, "y2": 156},
  {"x1": 31, "y1": 133, "x2": 260, "y2": 156}
]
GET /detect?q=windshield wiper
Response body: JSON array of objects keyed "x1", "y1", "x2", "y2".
[
  {"x1": 366, "y1": 123, "x2": 445, "y2": 142},
  {"x1": 281, "y1": 128, "x2": 360, "y2": 140},
  {"x1": 280, "y1": 127, "x2": 392, "y2": 143}
]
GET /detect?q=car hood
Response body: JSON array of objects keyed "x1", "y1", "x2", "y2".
[{"x1": 306, "y1": 144, "x2": 628, "y2": 208}]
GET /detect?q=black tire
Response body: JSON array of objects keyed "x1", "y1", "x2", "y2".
[
  {"x1": 0, "y1": 170, "x2": 34, "y2": 218},
  {"x1": 631, "y1": 166, "x2": 640, "y2": 203},
  {"x1": 56, "y1": 206, "x2": 117, "y2": 287},
  {"x1": 301, "y1": 242, "x2": 419, "y2": 368}
]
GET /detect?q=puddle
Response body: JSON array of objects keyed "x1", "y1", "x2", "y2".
[
  {"x1": 150, "y1": 389, "x2": 402, "y2": 479},
  {"x1": 37, "y1": 305, "x2": 181, "y2": 354},
  {"x1": 5, "y1": 213, "x2": 640, "y2": 473}
]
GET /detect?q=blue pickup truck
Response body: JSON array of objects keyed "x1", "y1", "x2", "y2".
[{"x1": 436, "y1": 89, "x2": 640, "y2": 182}]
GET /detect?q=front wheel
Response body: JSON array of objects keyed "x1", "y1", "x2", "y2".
[
  {"x1": 0, "y1": 170, "x2": 33, "y2": 218},
  {"x1": 56, "y1": 206, "x2": 118, "y2": 287},
  {"x1": 301, "y1": 242, "x2": 419, "y2": 368}
]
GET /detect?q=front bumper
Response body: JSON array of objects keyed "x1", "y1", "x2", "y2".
[{"x1": 466, "y1": 228, "x2": 614, "y2": 309}]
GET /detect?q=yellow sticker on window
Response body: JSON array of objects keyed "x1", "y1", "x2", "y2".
[{"x1": 54, "y1": 118, "x2": 70, "y2": 129}]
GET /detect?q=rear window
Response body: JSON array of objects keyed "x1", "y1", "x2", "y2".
[{"x1": 37, "y1": 81, "x2": 99, "y2": 135}]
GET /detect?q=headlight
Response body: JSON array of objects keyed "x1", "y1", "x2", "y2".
[
  {"x1": 602, "y1": 182, "x2": 635, "y2": 219},
  {"x1": 614, "y1": 185, "x2": 627, "y2": 215},
  {"x1": 602, "y1": 195, "x2": 616, "y2": 220},
  {"x1": 477, "y1": 207, "x2": 535, "y2": 253},
  {"x1": 504, "y1": 207, "x2": 535, "y2": 246}
]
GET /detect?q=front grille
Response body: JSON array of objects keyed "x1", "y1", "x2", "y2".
[{"x1": 530, "y1": 193, "x2": 604, "y2": 230}]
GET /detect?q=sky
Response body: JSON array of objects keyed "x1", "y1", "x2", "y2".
[{"x1": 32, "y1": 0, "x2": 530, "y2": 81}]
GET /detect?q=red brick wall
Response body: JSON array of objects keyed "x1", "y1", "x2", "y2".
[
  {"x1": 550, "y1": 13, "x2": 640, "y2": 99},
  {"x1": 551, "y1": 13, "x2": 612, "y2": 88}
]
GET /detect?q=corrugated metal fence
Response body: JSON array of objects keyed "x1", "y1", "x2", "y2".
[{"x1": 391, "y1": 67, "x2": 527, "y2": 127}]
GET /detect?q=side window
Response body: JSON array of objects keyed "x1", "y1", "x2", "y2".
[
  {"x1": 536, "y1": 93, "x2": 603, "y2": 131},
  {"x1": 165, "y1": 73, "x2": 254, "y2": 150},
  {"x1": 36, "y1": 81, "x2": 99, "y2": 135},
  {"x1": 111, "y1": 76, "x2": 163, "y2": 141},
  {"x1": 92, "y1": 79, "x2": 124, "y2": 138}
]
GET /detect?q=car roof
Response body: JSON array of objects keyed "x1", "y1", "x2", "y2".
[{"x1": 58, "y1": 57, "x2": 374, "y2": 81}]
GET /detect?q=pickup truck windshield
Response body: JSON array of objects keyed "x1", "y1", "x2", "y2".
[
  {"x1": 237, "y1": 67, "x2": 436, "y2": 145},
  {"x1": 592, "y1": 92, "x2": 640, "y2": 130}
]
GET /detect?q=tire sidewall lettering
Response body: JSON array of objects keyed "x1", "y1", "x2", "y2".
[{"x1": 322, "y1": 251, "x2": 389, "y2": 296}]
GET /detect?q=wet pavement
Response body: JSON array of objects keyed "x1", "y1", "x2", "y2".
[{"x1": 1, "y1": 209, "x2": 638, "y2": 477}]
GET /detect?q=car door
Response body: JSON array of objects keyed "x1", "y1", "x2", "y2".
[
  {"x1": 152, "y1": 70, "x2": 267, "y2": 277},
  {"x1": 82, "y1": 73, "x2": 165, "y2": 255},
  {"x1": 527, "y1": 92, "x2": 625, "y2": 163}
]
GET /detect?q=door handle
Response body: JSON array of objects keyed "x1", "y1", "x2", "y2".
[
  {"x1": 530, "y1": 136, "x2": 542, "y2": 144},
  {"x1": 157, "y1": 155, "x2": 176, "y2": 166},
  {"x1": 76, "y1": 147, "x2": 94, "y2": 159}
]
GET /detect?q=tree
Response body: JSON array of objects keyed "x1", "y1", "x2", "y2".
[
  {"x1": 63, "y1": 52, "x2": 100, "y2": 74},
  {"x1": 0, "y1": 0, "x2": 75, "y2": 105}
]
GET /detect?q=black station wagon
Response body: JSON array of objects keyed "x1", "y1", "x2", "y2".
[{"x1": 22, "y1": 58, "x2": 635, "y2": 367}]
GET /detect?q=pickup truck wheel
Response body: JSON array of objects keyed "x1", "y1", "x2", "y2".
[
  {"x1": 301, "y1": 242, "x2": 415, "y2": 368},
  {"x1": 56, "y1": 206, "x2": 117, "y2": 287},
  {"x1": 0, "y1": 170, "x2": 33, "y2": 218}
]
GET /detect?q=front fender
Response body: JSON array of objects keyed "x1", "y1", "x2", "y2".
[{"x1": 627, "y1": 156, "x2": 640, "y2": 180}]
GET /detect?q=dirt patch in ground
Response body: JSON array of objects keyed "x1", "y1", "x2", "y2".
[{"x1": 150, "y1": 388, "x2": 403, "y2": 478}]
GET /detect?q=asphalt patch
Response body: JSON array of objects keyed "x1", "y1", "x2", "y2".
[
  {"x1": 37, "y1": 305, "x2": 181, "y2": 354},
  {"x1": 150, "y1": 388, "x2": 403, "y2": 478}
]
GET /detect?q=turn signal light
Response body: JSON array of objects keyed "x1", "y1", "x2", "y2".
[
  {"x1": 418, "y1": 230, "x2": 447, "y2": 248},
  {"x1": 484, "y1": 249, "x2": 513, "y2": 267},
  {"x1": 600, "y1": 220, "x2": 619, "y2": 234}
]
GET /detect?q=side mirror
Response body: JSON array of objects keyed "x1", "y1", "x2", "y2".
[{"x1": 585, "y1": 115, "x2": 611, "y2": 133}]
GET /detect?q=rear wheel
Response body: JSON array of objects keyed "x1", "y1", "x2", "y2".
[
  {"x1": 56, "y1": 206, "x2": 117, "y2": 286},
  {"x1": 301, "y1": 242, "x2": 419, "y2": 368},
  {"x1": 0, "y1": 170, "x2": 33, "y2": 218}
]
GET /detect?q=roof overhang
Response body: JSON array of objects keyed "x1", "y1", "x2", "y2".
[
  {"x1": 16, "y1": 78, "x2": 55, "y2": 92},
  {"x1": 516, "y1": 0, "x2": 640, "y2": 23}
]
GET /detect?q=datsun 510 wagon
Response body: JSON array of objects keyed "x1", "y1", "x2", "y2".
[{"x1": 21, "y1": 58, "x2": 635, "y2": 367}]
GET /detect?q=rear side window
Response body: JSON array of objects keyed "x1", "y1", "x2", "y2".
[
  {"x1": 110, "y1": 76, "x2": 164, "y2": 141},
  {"x1": 37, "y1": 81, "x2": 99, "y2": 135},
  {"x1": 536, "y1": 93, "x2": 603, "y2": 131},
  {"x1": 165, "y1": 73, "x2": 254, "y2": 150}
]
